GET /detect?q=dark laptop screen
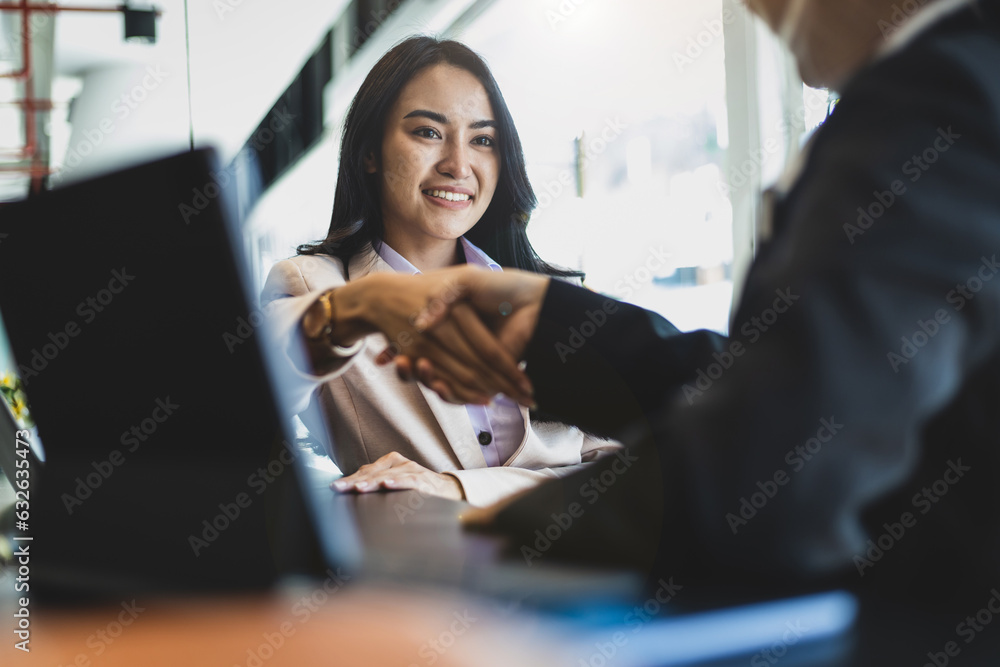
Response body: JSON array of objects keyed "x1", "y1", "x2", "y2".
[{"x1": 0, "y1": 149, "x2": 290, "y2": 596}]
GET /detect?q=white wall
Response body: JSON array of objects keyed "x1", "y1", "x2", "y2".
[{"x1": 53, "y1": 0, "x2": 352, "y2": 184}]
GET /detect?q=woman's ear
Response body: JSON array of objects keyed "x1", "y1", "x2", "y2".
[{"x1": 364, "y1": 152, "x2": 378, "y2": 174}]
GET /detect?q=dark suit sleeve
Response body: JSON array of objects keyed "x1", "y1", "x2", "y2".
[
  {"x1": 524, "y1": 282, "x2": 727, "y2": 439},
  {"x1": 513, "y1": 35, "x2": 1000, "y2": 582}
]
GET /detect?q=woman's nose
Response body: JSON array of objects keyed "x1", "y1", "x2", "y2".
[{"x1": 436, "y1": 140, "x2": 472, "y2": 180}]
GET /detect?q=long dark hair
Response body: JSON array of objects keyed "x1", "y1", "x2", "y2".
[{"x1": 298, "y1": 36, "x2": 581, "y2": 278}]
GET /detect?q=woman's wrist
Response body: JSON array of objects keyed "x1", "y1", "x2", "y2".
[
  {"x1": 326, "y1": 278, "x2": 380, "y2": 346},
  {"x1": 299, "y1": 282, "x2": 376, "y2": 374},
  {"x1": 438, "y1": 473, "x2": 465, "y2": 501}
]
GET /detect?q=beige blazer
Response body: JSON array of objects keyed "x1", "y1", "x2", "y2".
[{"x1": 260, "y1": 245, "x2": 620, "y2": 506}]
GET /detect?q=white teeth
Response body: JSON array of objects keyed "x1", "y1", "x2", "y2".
[{"x1": 425, "y1": 189, "x2": 470, "y2": 202}]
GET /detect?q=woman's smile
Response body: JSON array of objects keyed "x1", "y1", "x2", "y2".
[{"x1": 422, "y1": 187, "x2": 474, "y2": 208}]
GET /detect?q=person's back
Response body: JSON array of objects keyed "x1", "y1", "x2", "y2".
[
  {"x1": 729, "y1": 0, "x2": 1000, "y2": 596},
  {"x1": 413, "y1": 0, "x2": 1000, "y2": 605}
]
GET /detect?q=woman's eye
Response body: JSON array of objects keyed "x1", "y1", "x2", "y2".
[
  {"x1": 415, "y1": 128, "x2": 441, "y2": 139},
  {"x1": 473, "y1": 136, "x2": 495, "y2": 147}
]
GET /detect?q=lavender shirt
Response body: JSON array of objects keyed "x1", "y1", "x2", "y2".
[{"x1": 376, "y1": 238, "x2": 527, "y2": 466}]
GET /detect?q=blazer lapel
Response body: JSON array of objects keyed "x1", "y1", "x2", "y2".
[{"x1": 417, "y1": 384, "x2": 487, "y2": 470}]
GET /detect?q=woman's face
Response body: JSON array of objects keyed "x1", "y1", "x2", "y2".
[{"x1": 369, "y1": 64, "x2": 501, "y2": 249}]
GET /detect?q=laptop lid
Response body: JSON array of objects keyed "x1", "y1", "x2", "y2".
[{"x1": 0, "y1": 149, "x2": 357, "y2": 598}]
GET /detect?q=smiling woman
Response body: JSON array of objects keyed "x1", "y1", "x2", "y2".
[
  {"x1": 260, "y1": 37, "x2": 620, "y2": 507},
  {"x1": 368, "y1": 64, "x2": 501, "y2": 271}
]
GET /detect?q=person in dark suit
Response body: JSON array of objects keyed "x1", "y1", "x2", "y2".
[{"x1": 352, "y1": 0, "x2": 1000, "y2": 601}]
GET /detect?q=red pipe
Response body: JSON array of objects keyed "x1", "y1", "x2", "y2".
[
  {"x1": 0, "y1": 2, "x2": 159, "y2": 177},
  {"x1": 0, "y1": 99, "x2": 57, "y2": 109},
  {"x1": 0, "y1": 0, "x2": 31, "y2": 80},
  {"x1": 0, "y1": 0, "x2": 34, "y2": 161},
  {"x1": 0, "y1": 164, "x2": 52, "y2": 174},
  {"x1": 0, "y1": 4, "x2": 161, "y2": 15}
]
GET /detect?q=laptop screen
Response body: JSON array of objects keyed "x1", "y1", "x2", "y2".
[{"x1": 0, "y1": 149, "x2": 320, "y2": 596}]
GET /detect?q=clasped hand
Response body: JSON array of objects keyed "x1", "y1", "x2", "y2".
[{"x1": 364, "y1": 265, "x2": 548, "y2": 406}]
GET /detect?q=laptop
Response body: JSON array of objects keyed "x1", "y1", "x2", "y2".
[
  {"x1": 0, "y1": 150, "x2": 855, "y2": 663},
  {"x1": 0, "y1": 149, "x2": 358, "y2": 598}
]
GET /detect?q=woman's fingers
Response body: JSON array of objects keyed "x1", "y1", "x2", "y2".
[
  {"x1": 332, "y1": 452, "x2": 404, "y2": 491},
  {"x1": 424, "y1": 319, "x2": 526, "y2": 403},
  {"x1": 393, "y1": 355, "x2": 415, "y2": 381},
  {"x1": 331, "y1": 457, "x2": 463, "y2": 500},
  {"x1": 448, "y1": 304, "x2": 534, "y2": 399},
  {"x1": 389, "y1": 356, "x2": 485, "y2": 405},
  {"x1": 374, "y1": 345, "x2": 398, "y2": 365}
]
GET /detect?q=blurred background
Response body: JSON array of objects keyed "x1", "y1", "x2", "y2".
[{"x1": 0, "y1": 0, "x2": 835, "y2": 407}]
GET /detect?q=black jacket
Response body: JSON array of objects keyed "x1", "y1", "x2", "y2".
[{"x1": 498, "y1": 0, "x2": 1000, "y2": 599}]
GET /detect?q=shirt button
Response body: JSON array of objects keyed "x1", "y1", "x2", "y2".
[{"x1": 478, "y1": 432, "x2": 493, "y2": 446}]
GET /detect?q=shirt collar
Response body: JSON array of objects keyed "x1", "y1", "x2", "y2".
[{"x1": 375, "y1": 236, "x2": 502, "y2": 275}]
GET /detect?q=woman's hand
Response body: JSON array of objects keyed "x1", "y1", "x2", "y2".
[
  {"x1": 333, "y1": 270, "x2": 535, "y2": 406},
  {"x1": 331, "y1": 452, "x2": 464, "y2": 501},
  {"x1": 382, "y1": 267, "x2": 549, "y2": 404}
]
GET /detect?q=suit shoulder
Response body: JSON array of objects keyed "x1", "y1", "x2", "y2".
[
  {"x1": 261, "y1": 254, "x2": 348, "y2": 303},
  {"x1": 850, "y1": 18, "x2": 1000, "y2": 120}
]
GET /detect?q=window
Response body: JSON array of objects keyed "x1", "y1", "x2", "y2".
[{"x1": 457, "y1": 0, "x2": 735, "y2": 333}]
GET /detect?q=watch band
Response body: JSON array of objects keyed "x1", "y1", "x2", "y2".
[{"x1": 305, "y1": 289, "x2": 364, "y2": 358}]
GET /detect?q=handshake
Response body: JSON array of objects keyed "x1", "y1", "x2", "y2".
[{"x1": 328, "y1": 265, "x2": 551, "y2": 408}]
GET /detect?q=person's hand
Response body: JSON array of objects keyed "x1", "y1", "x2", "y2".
[
  {"x1": 380, "y1": 267, "x2": 549, "y2": 404},
  {"x1": 329, "y1": 270, "x2": 534, "y2": 406},
  {"x1": 331, "y1": 452, "x2": 464, "y2": 501}
]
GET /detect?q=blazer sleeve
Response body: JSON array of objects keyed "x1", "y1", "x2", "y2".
[
  {"x1": 444, "y1": 432, "x2": 622, "y2": 507},
  {"x1": 512, "y1": 39, "x2": 1000, "y2": 579},
  {"x1": 523, "y1": 283, "x2": 728, "y2": 440},
  {"x1": 260, "y1": 257, "x2": 367, "y2": 415}
]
